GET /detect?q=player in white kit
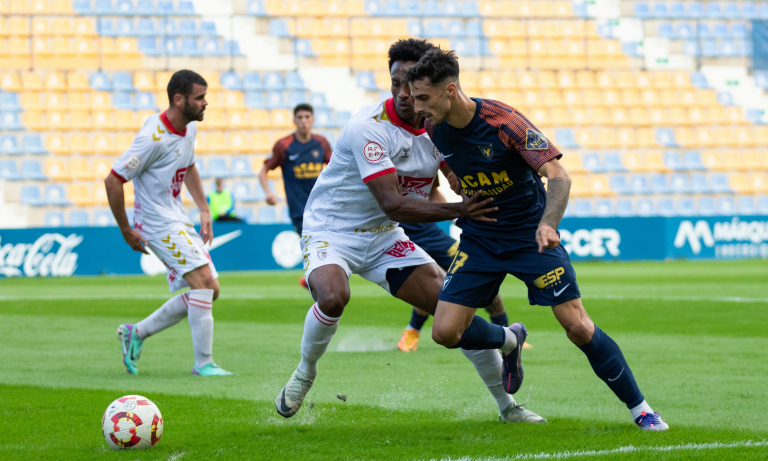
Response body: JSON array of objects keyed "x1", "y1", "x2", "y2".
[
  {"x1": 276, "y1": 39, "x2": 544, "y2": 423},
  {"x1": 104, "y1": 70, "x2": 232, "y2": 376}
]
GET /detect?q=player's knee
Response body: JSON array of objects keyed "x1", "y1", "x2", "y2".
[
  {"x1": 316, "y1": 290, "x2": 349, "y2": 318},
  {"x1": 564, "y1": 320, "x2": 593, "y2": 345},
  {"x1": 431, "y1": 326, "x2": 461, "y2": 348}
]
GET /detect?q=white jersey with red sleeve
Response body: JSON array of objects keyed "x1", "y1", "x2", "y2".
[
  {"x1": 110, "y1": 111, "x2": 197, "y2": 239},
  {"x1": 302, "y1": 98, "x2": 445, "y2": 236}
]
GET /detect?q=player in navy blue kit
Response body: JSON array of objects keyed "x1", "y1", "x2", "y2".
[
  {"x1": 259, "y1": 103, "x2": 333, "y2": 234},
  {"x1": 404, "y1": 49, "x2": 668, "y2": 431}
]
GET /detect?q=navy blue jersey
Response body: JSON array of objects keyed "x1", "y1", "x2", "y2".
[
  {"x1": 425, "y1": 99, "x2": 561, "y2": 241},
  {"x1": 265, "y1": 133, "x2": 332, "y2": 220}
]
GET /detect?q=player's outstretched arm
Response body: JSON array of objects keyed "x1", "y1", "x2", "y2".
[
  {"x1": 184, "y1": 163, "x2": 213, "y2": 244},
  {"x1": 536, "y1": 158, "x2": 572, "y2": 253},
  {"x1": 367, "y1": 172, "x2": 498, "y2": 223},
  {"x1": 104, "y1": 173, "x2": 149, "y2": 254}
]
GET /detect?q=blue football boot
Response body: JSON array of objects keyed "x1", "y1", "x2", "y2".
[
  {"x1": 635, "y1": 411, "x2": 670, "y2": 431},
  {"x1": 501, "y1": 322, "x2": 527, "y2": 394}
]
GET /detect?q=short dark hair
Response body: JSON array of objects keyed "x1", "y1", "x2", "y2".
[
  {"x1": 167, "y1": 70, "x2": 207, "y2": 103},
  {"x1": 387, "y1": 38, "x2": 437, "y2": 70},
  {"x1": 293, "y1": 103, "x2": 313, "y2": 116},
  {"x1": 403, "y1": 48, "x2": 460, "y2": 87}
]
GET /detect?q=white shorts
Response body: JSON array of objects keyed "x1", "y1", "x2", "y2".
[
  {"x1": 301, "y1": 227, "x2": 435, "y2": 296},
  {"x1": 145, "y1": 226, "x2": 219, "y2": 292}
]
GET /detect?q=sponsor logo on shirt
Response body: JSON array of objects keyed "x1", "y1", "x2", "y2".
[
  {"x1": 525, "y1": 129, "x2": 548, "y2": 150},
  {"x1": 398, "y1": 176, "x2": 434, "y2": 200},
  {"x1": 354, "y1": 224, "x2": 396, "y2": 234},
  {"x1": 384, "y1": 240, "x2": 416, "y2": 258},
  {"x1": 363, "y1": 142, "x2": 384, "y2": 162},
  {"x1": 170, "y1": 167, "x2": 188, "y2": 198},
  {"x1": 126, "y1": 155, "x2": 141, "y2": 170}
]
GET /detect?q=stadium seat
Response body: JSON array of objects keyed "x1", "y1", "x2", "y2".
[
  {"x1": 93, "y1": 210, "x2": 116, "y2": 226},
  {"x1": 609, "y1": 175, "x2": 630, "y2": 194},
  {"x1": 616, "y1": 199, "x2": 634, "y2": 216},
  {"x1": 718, "y1": 197, "x2": 736, "y2": 215},
  {"x1": 232, "y1": 181, "x2": 258, "y2": 202},
  {"x1": 670, "y1": 174, "x2": 692, "y2": 194},
  {"x1": 737, "y1": 196, "x2": 757, "y2": 215},
  {"x1": 45, "y1": 211, "x2": 66, "y2": 227},
  {"x1": 629, "y1": 175, "x2": 651, "y2": 194},
  {"x1": 231, "y1": 158, "x2": 255, "y2": 177},
  {"x1": 657, "y1": 198, "x2": 675, "y2": 217},
  {"x1": 0, "y1": 135, "x2": 22, "y2": 155},
  {"x1": 0, "y1": 160, "x2": 21, "y2": 180},
  {"x1": 257, "y1": 206, "x2": 278, "y2": 223},
  {"x1": 711, "y1": 173, "x2": 732, "y2": 193},
  {"x1": 264, "y1": 72, "x2": 285, "y2": 90},
  {"x1": 207, "y1": 158, "x2": 231, "y2": 178},
  {"x1": 758, "y1": 195, "x2": 768, "y2": 214},
  {"x1": 690, "y1": 173, "x2": 712, "y2": 194},
  {"x1": 45, "y1": 184, "x2": 70, "y2": 206}
]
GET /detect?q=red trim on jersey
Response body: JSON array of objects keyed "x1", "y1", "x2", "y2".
[
  {"x1": 440, "y1": 160, "x2": 447, "y2": 168},
  {"x1": 160, "y1": 111, "x2": 187, "y2": 137},
  {"x1": 363, "y1": 167, "x2": 397, "y2": 184},
  {"x1": 385, "y1": 98, "x2": 426, "y2": 137},
  {"x1": 110, "y1": 169, "x2": 128, "y2": 183}
]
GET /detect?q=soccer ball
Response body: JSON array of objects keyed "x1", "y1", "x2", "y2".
[{"x1": 102, "y1": 395, "x2": 163, "y2": 450}]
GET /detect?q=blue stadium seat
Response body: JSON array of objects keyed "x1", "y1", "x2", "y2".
[
  {"x1": 742, "y1": 2, "x2": 757, "y2": 18},
  {"x1": 221, "y1": 71, "x2": 243, "y2": 91},
  {"x1": 181, "y1": 38, "x2": 202, "y2": 56},
  {"x1": 678, "y1": 197, "x2": 696, "y2": 216},
  {"x1": 602, "y1": 153, "x2": 625, "y2": 172},
  {"x1": 705, "y1": 2, "x2": 722, "y2": 18},
  {"x1": 22, "y1": 160, "x2": 47, "y2": 180},
  {"x1": 20, "y1": 186, "x2": 42, "y2": 206},
  {"x1": 243, "y1": 73, "x2": 264, "y2": 91},
  {"x1": 0, "y1": 93, "x2": 21, "y2": 112},
  {"x1": 269, "y1": 19, "x2": 292, "y2": 37},
  {"x1": 698, "y1": 197, "x2": 716, "y2": 215},
  {"x1": 293, "y1": 39, "x2": 314, "y2": 57},
  {"x1": 634, "y1": 2, "x2": 651, "y2": 17},
  {"x1": 758, "y1": 2, "x2": 768, "y2": 18},
  {"x1": 403, "y1": 0, "x2": 422, "y2": 15},
  {"x1": 712, "y1": 22, "x2": 730, "y2": 38},
  {"x1": 227, "y1": 41, "x2": 245, "y2": 57},
  {"x1": 200, "y1": 21, "x2": 217, "y2": 36},
  {"x1": 669, "y1": 2, "x2": 686, "y2": 17},
  {"x1": 247, "y1": 0, "x2": 268, "y2": 16},
  {"x1": 231, "y1": 158, "x2": 255, "y2": 177},
  {"x1": 652, "y1": 2, "x2": 669, "y2": 17},
  {"x1": 657, "y1": 198, "x2": 676, "y2": 216},
  {"x1": 573, "y1": 200, "x2": 592, "y2": 217},
  {"x1": 737, "y1": 196, "x2": 757, "y2": 215},
  {"x1": 720, "y1": 40, "x2": 738, "y2": 57},
  {"x1": 135, "y1": 92, "x2": 156, "y2": 110},
  {"x1": 637, "y1": 199, "x2": 655, "y2": 216},
  {"x1": 724, "y1": 2, "x2": 741, "y2": 18},
  {"x1": 310, "y1": 93, "x2": 328, "y2": 109},
  {"x1": 684, "y1": 40, "x2": 699, "y2": 57},
  {"x1": 45, "y1": 211, "x2": 65, "y2": 228},
  {"x1": 137, "y1": 18, "x2": 158, "y2": 36},
  {"x1": 465, "y1": 19, "x2": 482, "y2": 37},
  {"x1": 253, "y1": 182, "x2": 266, "y2": 201},
  {"x1": 687, "y1": 2, "x2": 704, "y2": 18},
  {"x1": 732, "y1": 22, "x2": 748, "y2": 39},
  {"x1": 207, "y1": 158, "x2": 231, "y2": 178},
  {"x1": 754, "y1": 71, "x2": 768, "y2": 89},
  {"x1": 616, "y1": 199, "x2": 634, "y2": 216},
  {"x1": 609, "y1": 175, "x2": 630, "y2": 194},
  {"x1": 717, "y1": 197, "x2": 736, "y2": 215},
  {"x1": 23, "y1": 134, "x2": 47, "y2": 155},
  {"x1": 622, "y1": 42, "x2": 643, "y2": 57},
  {"x1": 690, "y1": 173, "x2": 711, "y2": 193},
  {"x1": 462, "y1": 0, "x2": 480, "y2": 16},
  {"x1": 664, "y1": 152, "x2": 684, "y2": 170},
  {"x1": 116, "y1": 18, "x2": 135, "y2": 36},
  {"x1": 670, "y1": 173, "x2": 691, "y2": 193},
  {"x1": 407, "y1": 20, "x2": 424, "y2": 37},
  {"x1": 73, "y1": 0, "x2": 94, "y2": 14},
  {"x1": 656, "y1": 128, "x2": 678, "y2": 147},
  {"x1": 45, "y1": 185, "x2": 69, "y2": 206},
  {"x1": 582, "y1": 153, "x2": 602, "y2": 172},
  {"x1": 0, "y1": 160, "x2": 21, "y2": 180},
  {"x1": 113, "y1": 92, "x2": 135, "y2": 110},
  {"x1": 676, "y1": 22, "x2": 694, "y2": 38},
  {"x1": 266, "y1": 91, "x2": 287, "y2": 109},
  {"x1": 443, "y1": 0, "x2": 461, "y2": 16},
  {"x1": 383, "y1": 0, "x2": 402, "y2": 15},
  {"x1": 711, "y1": 173, "x2": 732, "y2": 193},
  {"x1": 447, "y1": 20, "x2": 465, "y2": 37},
  {"x1": 357, "y1": 71, "x2": 378, "y2": 90},
  {"x1": 258, "y1": 206, "x2": 278, "y2": 223},
  {"x1": 701, "y1": 40, "x2": 719, "y2": 57},
  {"x1": 178, "y1": 1, "x2": 195, "y2": 15},
  {"x1": 280, "y1": 206, "x2": 291, "y2": 224},
  {"x1": 425, "y1": 20, "x2": 446, "y2": 37},
  {"x1": 758, "y1": 195, "x2": 768, "y2": 214},
  {"x1": 232, "y1": 181, "x2": 257, "y2": 202},
  {"x1": 0, "y1": 135, "x2": 22, "y2": 155},
  {"x1": 264, "y1": 72, "x2": 285, "y2": 90},
  {"x1": 196, "y1": 160, "x2": 210, "y2": 179},
  {"x1": 335, "y1": 111, "x2": 351, "y2": 126},
  {"x1": 314, "y1": 109, "x2": 334, "y2": 128},
  {"x1": 2, "y1": 112, "x2": 23, "y2": 130},
  {"x1": 288, "y1": 91, "x2": 308, "y2": 107},
  {"x1": 159, "y1": 38, "x2": 180, "y2": 56},
  {"x1": 245, "y1": 91, "x2": 266, "y2": 108},
  {"x1": 691, "y1": 72, "x2": 709, "y2": 88},
  {"x1": 136, "y1": 0, "x2": 156, "y2": 14},
  {"x1": 718, "y1": 91, "x2": 734, "y2": 105},
  {"x1": 116, "y1": 0, "x2": 133, "y2": 14},
  {"x1": 657, "y1": 22, "x2": 674, "y2": 38},
  {"x1": 285, "y1": 72, "x2": 306, "y2": 90},
  {"x1": 555, "y1": 129, "x2": 579, "y2": 148},
  {"x1": 94, "y1": 210, "x2": 117, "y2": 226},
  {"x1": 746, "y1": 109, "x2": 764, "y2": 124},
  {"x1": 90, "y1": 71, "x2": 112, "y2": 91},
  {"x1": 95, "y1": 0, "x2": 115, "y2": 14},
  {"x1": 113, "y1": 72, "x2": 135, "y2": 91},
  {"x1": 202, "y1": 39, "x2": 224, "y2": 57},
  {"x1": 236, "y1": 207, "x2": 256, "y2": 223},
  {"x1": 179, "y1": 19, "x2": 197, "y2": 35},
  {"x1": 157, "y1": 1, "x2": 176, "y2": 15},
  {"x1": 630, "y1": 175, "x2": 651, "y2": 194},
  {"x1": 651, "y1": 174, "x2": 671, "y2": 194},
  {"x1": 684, "y1": 151, "x2": 707, "y2": 170},
  {"x1": 423, "y1": 0, "x2": 441, "y2": 15},
  {"x1": 365, "y1": 0, "x2": 383, "y2": 15},
  {"x1": 159, "y1": 18, "x2": 177, "y2": 35},
  {"x1": 594, "y1": 200, "x2": 613, "y2": 217}
]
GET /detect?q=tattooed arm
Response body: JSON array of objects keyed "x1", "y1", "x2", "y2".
[{"x1": 535, "y1": 158, "x2": 572, "y2": 253}]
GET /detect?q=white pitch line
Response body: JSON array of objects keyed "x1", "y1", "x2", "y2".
[{"x1": 433, "y1": 440, "x2": 768, "y2": 461}]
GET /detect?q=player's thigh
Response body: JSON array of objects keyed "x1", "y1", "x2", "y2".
[
  {"x1": 392, "y1": 262, "x2": 445, "y2": 315},
  {"x1": 302, "y1": 231, "x2": 358, "y2": 317},
  {"x1": 507, "y1": 244, "x2": 582, "y2": 307},
  {"x1": 431, "y1": 300, "x2": 478, "y2": 346}
]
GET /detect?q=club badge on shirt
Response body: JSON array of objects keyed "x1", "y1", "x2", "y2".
[{"x1": 363, "y1": 142, "x2": 384, "y2": 162}]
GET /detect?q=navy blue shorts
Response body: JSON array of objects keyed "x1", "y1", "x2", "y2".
[
  {"x1": 438, "y1": 232, "x2": 581, "y2": 308},
  {"x1": 400, "y1": 222, "x2": 458, "y2": 270},
  {"x1": 292, "y1": 217, "x2": 303, "y2": 235}
]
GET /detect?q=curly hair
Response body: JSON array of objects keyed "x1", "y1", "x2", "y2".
[
  {"x1": 402, "y1": 48, "x2": 460, "y2": 86},
  {"x1": 387, "y1": 38, "x2": 438, "y2": 70}
]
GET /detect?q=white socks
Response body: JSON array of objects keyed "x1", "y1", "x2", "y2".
[
  {"x1": 630, "y1": 400, "x2": 654, "y2": 420},
  {"x1": 187, "y1": 289, "x2": 214, "y2": 368},
  {"x1": 462, "y1": 349, "x2": 515, "y2": 413},
  {"x1": 298, "y1": 304, "x2": 340, "y2": 378},
  {"x1": 136, "y1": 292, "x2": 189, "y2": 339},
  {"x1": 499, "y1": 328, "x2": 518, "y2": 355}
]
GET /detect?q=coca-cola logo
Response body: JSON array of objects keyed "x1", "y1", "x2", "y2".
[{"x1": 0, "y1": 233, "x2": 83, "y2": 277}]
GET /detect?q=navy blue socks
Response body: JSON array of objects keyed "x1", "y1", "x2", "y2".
[
  {"x1": 447, "y1": 315, "x2": 506, "y2": 350},
  {"x1": 490, "y1": 312, "x2": 509, "y2": 327},
  {"x1": 408, "y1": 308, "x2": 429, "y2": 331},
  {"x1": 578, "y1": 326, "x2": 645, "y2": 408}
]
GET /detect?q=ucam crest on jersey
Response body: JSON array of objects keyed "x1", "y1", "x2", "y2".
[
  {"x1": 525, "y1": 129, "x2": 548, "y2": 150},
  {"x1": 363, "y1": 142, "x2": 384, "y2": 162}
]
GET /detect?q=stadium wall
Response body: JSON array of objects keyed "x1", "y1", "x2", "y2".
[{"x1": 1, "y1": 216, "x2": 767, "y2": 278}]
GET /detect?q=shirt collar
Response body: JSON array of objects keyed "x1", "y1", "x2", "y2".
[
  {"x1": 160, "y1": 111, "x2": 187, "y2": 137},
  {"x1": 385, "y1": 98, "x2": 425, "y2": 137}
]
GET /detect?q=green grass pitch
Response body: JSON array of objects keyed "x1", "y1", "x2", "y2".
[{"x1": 1, "y1": 260, "x2": 767, "y2": 460}]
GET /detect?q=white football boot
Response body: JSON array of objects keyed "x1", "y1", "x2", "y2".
[
  {"x1": 499, "y1": 402, "x2": 547, "y2": 423},
  {"x1": 275, "y1": 368, "x2": 315, "y2": 418}
]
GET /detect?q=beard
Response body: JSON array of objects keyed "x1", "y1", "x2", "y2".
[{"x1": 182, "y1": 99, "x2": 205, "y2": 122}]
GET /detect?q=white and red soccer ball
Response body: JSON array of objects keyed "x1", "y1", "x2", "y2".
[{"x1": 102, "y1": 395, "x2": 163, "y2": 450}]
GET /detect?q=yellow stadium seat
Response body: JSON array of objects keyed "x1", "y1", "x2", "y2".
[
  {"x1": 701, "y1": 150, "x2": 724, "y2": 170},
  {"x1": 570, "y1": 174, "x2": 591, "y2": 196},
  {"x1": 621, "y1": 90, "x2": 640, "y2": 106},
  {"x1": 48, "y1": 111, "x2": 70, "y2": 130},
  {"x1": 93, "y1": 158, "x2": 112, "y2": 179},
  {"x1": 709, "y1": 106, "x2": 725, "y2": 124},
  {"x1": 32, "y1": 17, "x2": 51, "y2": 36},
  {"x1": 556, "y1": 71, "x2": 576, "y2": 88},
  {"x1": 634, "y1": 72, "x2": 652, "y2": 89},
  {"x1": 115, "y1": 111, "x2": 138, "y2": 131},
  {"x1": 559, "y1": 153, "x2": 587, "y2": 173},
  {"x1": 518, "y1": 71, "x2": 537, "y2": 89},
  {"x1": 720, "y1": 150, "x2": 741, "y2": 170},
  {"x1": 672, "y1": 71, "x2": 692, "y2": 88},
  {"x1": 116, "y1": 132, "x2": 133, "y2": 152},
  {"x1": 623, "y1": 151, "x2": 645, "y2": 171},
  {"x1": 221, "y1": 91, "x2": 245, "y2": 109},
  {"x1": 20, "y1": 92, "x2": 41, "y2": 110},
  {"x1": 71, "y1": 111, "x2": 93, "y2": 130},
  {"x1": 70, "y1": 159, "x2": 92, "y2": 181},
  {"x1": 725, "y1": 107, "x2": 745, "y2": 124},
  {"x1": 65, "y1": 71, "x2": 90, "y2": 91},
  {"x1": 93, "y1": 111, "x2": 114, "y2": 131},
  {"x1": 43, "y1": 134, "x2": 69, "y2": 157},
  {"x1": 253, "y1": 132, "x2": 272, "y2": 152},
  {"x1": 327, "y1": 18, "x2": 348, "y2": 37},
  {"x1": 284, "y1": 0, "x2": 306, "y2": 16},
  {"x1": 755, "y1": 126, "x2": 768, "y2": 146},
  {"x1": 133, "y1": 71, "x2": 155, "y2": 91},
  {"x1": 350, "y1": 19, "x2": 370, "y2": 37},
  {"x1": 271, "y1": 109, "x2": 293, "y2": 129},
  {"x1": 575, "y1": 129, "x2": 596, "y2": 148},
  {"x1": 667, "y1": 107, "x2": 687, "y2": 125},
  {"x1": 250, "y1": 109, "x2": 271, "y2": 128},
  {"x1": 595, "y1": 71, "x2": 615, "y2": 88},
  {"x1": 71, "y1": 18, "x2": 96, "y2": 37},
  {"x1": 561, "y1": 20, "x2": 583, "y2": 38},
  {"x1": 543, "y1": 89, "x2": 563, "y2": 106},
  {"x1": 155, "y1": 71, "x2": 173, "y2": 92},
  {"x1": 483, "y1": 20, "x2": 505, "y2": 38},
  {"x1": 729, "y1": 173, "x2": 752, "y2": 194},
  {"x1": 461, "y1": 72, "x2": 479, "y2": 93},
  {"x1": 64, "y1": 90, "x2": 88, "y2": 110},
  {"x1": 535, "y1": 0, "x2": 555, "y2": 17},
  {"x1": 21, "y1": 110, "x2": 45, "y2": 130},
  {"x1": 229, "y1": 132, "x2": 251, "y2": 154},
  {"x1": 522, "y1": 90, "x2": 540, "y2": 106},
  {"x1": 0, "y1": 17, "x2": 7, "y2": 36},
  {"x1": 674, "y1": 127, "x2": 696, "y2": 148},
  {"x1": 562, "y1": 89, "x2": 581, "y2": 106},
  {"x1": 697, "y1": 89, "x2": 718, "y2": 106},
  {"x1": 228, "y1": 110, "x2": 250, "y2": 129},
  {"x1": 9, "y1": 17, "x2": 30, "y2": 36},
  {"x1": 640, "y1": 89, "x2": 658, "y2": 105},
  {"x1": 46, "y1": 159, "x2": 70, "y2": 181},
  {"x1": 487, "y1": 39, "x2": 509, "y2": 56},
  {"x1": 69, "y1": 183, "x2": 93, "y2": 206},
  {"x1": 617, "y1": 127, "x2": 638, "y2": 148},
  {"x1": 208, "y1": 132, "x2": 227, "y2": 152},
  {"x1": 199, "y1": 72, "x2": 221, "y2": 91},
  {"x1": 649, "y1": 106, "x2": 667, "y2": 125},
  {"x1": 71, "y1": 132, "x2": 95, "y2": 155},
  {"x1": 479, "y1": 0, "x2": 499, "y2": 15},
  {"x1": 571, "y1": 107, "x2": 588, "y2": 125},
  {"x1": 44, "y1": 72, "x2": 67, "y2": 91},
  {"x1": 694, "y1": 127, "x2": 716, "y2": 148},
  {"x1": 600, "y1": 89, "x2": 619, "y2": 106},
  {"x1": 325, "y1": 0, "x2": 347, "y2": 16},
  {"x1": 642, "y1": 150, "x2": 667, "y2": 172},
  {"x1": 202, "y1": 109, "x2": 226, "y2": 130},
  {"x1": 497, "y1": 71, "x2": 518, "y2": 90},
  {"x1": 629, "y1": 106, "x2": 650, "y2": 126},
  {"x1": 576, "y1": 70, "x2": 595, "y2": 88},
  {"x1": 650, "y1": 72, "x2": 672, "y2": 89},
  {"x1": 115, "y1": 37, "x2": 140, "y2": 56},
  {"x1": 194, "y1": 131, "x2": 209, "y2": 154},
  {"x1": 596, "y1": 127, "x2": 619, "y2": 148},
  {"x1": 527, "y1": 21, "x2": 544, "y2": 38},
  {"x1": 264, "y1": 0, "x2": 283, "y2": 14},
  {"x1": 90, "y1": 91, "x2": 111, "y2": 110},
  {"x1": 636, "y1": 128, "x2": 659, "y2": 148},
  {"x1": 54, "y1": 18, "x2": 75, "y2": 36},
  {"x1": 591, "y1": 106, "x2": 610, "y2": 125},
  {"x1": 346, "y1": 0, "x2": 367, "y2": 15},
  {"x1": 590, "y1": 174, "x2": 614, "y2": 196},
  {"x1": 742, "y1": 150, "x2": 762, "y2": 170},
  {"x1": 734, "y1": 127, "x2": 754, "y2": 147},
  {"x1": 476, "y1": 71, "x2": 498, "y2": 90},
  {"x1": 0, "y1": 71, "x2": 20, "y2": 91},
  {"x1": 22, "y1": 71, "x2": 43, "y2": 91},
  {"x1": 43, "y1": 92, "x2": 66, "y2": 111},
  {"x1": 550, "y1": 107, "x2": 570, "y2": 126},
  {"x1": 31, "y1": 0, "x2": 49, "y2": 13},
  {"x1": 750, "y1": 172, "x2": 768, "y2": 193}
]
